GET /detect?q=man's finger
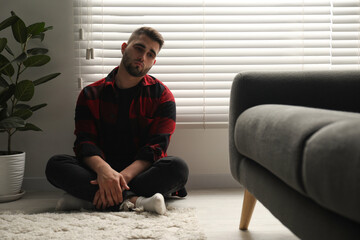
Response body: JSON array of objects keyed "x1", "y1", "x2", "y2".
[
  {"x1": 116, "y1": 186, "x2": 123, "y2": 204},
  {"x1": 90, "y1": 180, "x2": 98, "y2": 185},
  {"x1": 118, "y1": 182, "x2": 124, "y2": 204},
  {"x1": 97, "y1": 198, "x2": 103, "y2": 210},
  {"x1": 94, "y1": 191, "x2": 103, "y2": 210},
  {"x1": 106, "y1": 190, "x2": 115, "y2": 206},
  {"x1": 110, "y1": 187, "x2": 121, "y2": 205},
  {"x1": 93, "y1": 190, "x2": 100, "y2": 206},
  {"x1": 115, "y1": 180, "x2": 123, "y2": 204},
  {"x1": 120, "y1": 176, "x2": 130, "y2": 190},
  {"x1": 99, "y1": 195, "x2": 107, "y2": 210},
  {"x1": 100, "y1": 189, "x2": 107, "y2": 208},
  {"x1": 101, "y1": 199, "x2": 107, "y2": 210}
]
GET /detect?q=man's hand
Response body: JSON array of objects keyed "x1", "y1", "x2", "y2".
[
  {"x1": 84, "y1": 156, "x2": 151, "y2": 210},
  {"x1": 90, "y1": 165, "x2": 130, "y2": 209},
  {"x1": 83, "y1": 156, "x2": 130, "y2": 209},
  {"x1": 92, "y1": 189, "x2": 107, "y2": 210}
]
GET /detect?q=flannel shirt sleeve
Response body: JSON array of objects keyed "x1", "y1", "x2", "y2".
[
  {"x1": 135, "y1": 87, "x2": 176, "y2": 162},
  {"x1": 73, "y1": 88, "x2": 104, "y2": 160}
]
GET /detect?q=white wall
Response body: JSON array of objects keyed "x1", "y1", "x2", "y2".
[{"x1": 0, "y1": 0, "x2": 238, "y2": 191}]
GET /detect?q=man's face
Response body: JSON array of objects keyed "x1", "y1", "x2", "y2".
[{"x1": 121, "y1": 34, "x2": 160, "y2": 77}]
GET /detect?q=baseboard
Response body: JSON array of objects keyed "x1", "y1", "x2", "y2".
[
  {"x1": 23, "y1": 174, "x2": 240, "y2": 192},
  {"x1": 185, "y1": 173, "x2": 240, "y2": 189},
  {"x1": 22, "y1": 177, "x2": 60, "y2": 192}
]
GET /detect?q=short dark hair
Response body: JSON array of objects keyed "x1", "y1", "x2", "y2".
[{"x1": 128, "y1": 27, "x2": 164, "y2": 50}]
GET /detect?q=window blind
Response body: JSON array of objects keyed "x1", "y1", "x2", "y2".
[
  {"x1": 73, "y1": 0, "x2": 360, "y2": 127},
  {"x1": 331, "y1": 0, "x2": 360, "y2": 69}
]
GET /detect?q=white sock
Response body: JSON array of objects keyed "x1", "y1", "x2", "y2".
[
  {"x1": 135, "y1": 193, "x2": 166, "y2": 215},
  {"x1": 55, "y1": 193, "x2": 93, "y2": 211}
]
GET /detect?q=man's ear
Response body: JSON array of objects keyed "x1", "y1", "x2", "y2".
[{"x1": 121, "y1": 42, "x2": 127, "y2": 53}]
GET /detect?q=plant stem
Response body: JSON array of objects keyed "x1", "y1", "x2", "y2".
[
  {"x1": 11, "y1": 46, "x2": 25, "y2": 115},
  {"x1": 17, "y1": 41, "x2": 28, "y2": 87},
  {"x1": 6, "y1": 38, "x2": 29, "y2": 154},
  {"x1": 15, "y1": 62, "x2": 21, "y2": 83}
]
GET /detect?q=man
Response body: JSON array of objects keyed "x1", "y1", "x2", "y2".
[{"x1": 46, "y1": 27, "x2": 189, "y2": 214}]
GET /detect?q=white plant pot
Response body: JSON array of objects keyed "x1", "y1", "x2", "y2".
[{"x1": 0, "y1": 151, "x2": 26, "y2": 202}]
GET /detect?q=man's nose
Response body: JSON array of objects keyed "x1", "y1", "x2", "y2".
[{"x1": 138, "y1": 53, "x2": 146, "y2": 61}]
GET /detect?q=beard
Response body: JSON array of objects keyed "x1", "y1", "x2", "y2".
[{"x1": 122, "y1": 53, "x2": 152, "y2": 77}]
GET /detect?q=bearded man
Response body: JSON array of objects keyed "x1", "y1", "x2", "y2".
[{"x1": 46, "y1": 27, "x2": 188, "y2": 214}]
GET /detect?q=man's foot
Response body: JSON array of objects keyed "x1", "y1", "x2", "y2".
[
  {"x1": 55, "y1": 193, "x2": 93, "y2": 211},
  {"x1": 171, "y1": 187, "x2": 187, "y2": 198},
  {"x1": 132, "y1": 193, "x2": 166, "y2": 215}
]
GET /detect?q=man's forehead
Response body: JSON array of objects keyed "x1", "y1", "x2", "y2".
[{"x1": 130, "y1": 35, "x2": 160, "y2": 53}]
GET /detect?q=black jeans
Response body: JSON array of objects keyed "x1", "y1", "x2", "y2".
[{"x1": 45, "y1": 154, "x2": 189, "y2": 202}]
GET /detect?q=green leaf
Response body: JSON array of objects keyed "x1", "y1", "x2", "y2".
[
  {"x1": 31, "y1": 33, "x2": 45, "y2": 41},
  {"x1": 27, "y1": 22, "x2": 45, "y2": 35},
  {"x1": 44, "y1": 26, "x2": 53, "y2": 32},
  {"x1": 0, "y1": 15, "x2": 19, "y2": 32},
  {"x1": 0, "y1": 53, "x2": 27, "y2": 73},
  {"x1": 23, "y1": 55, "x2": 50, "y2": 67},
  {"x1": 11, "y1": 18, "x2": 28, "y2": 44},
  {"x1": 27, "y1": 48, "x2": 48, "y2": 56},
  {"x1": 0, "y1": 84, "x2": 15, "y2": 104},
  {"x1": 5, "y1": 45, "x2": 14, "y2": 56},
  {"x1": 33, "y1": 72, "x2": 60, "y2": 86},
  {"x1": 14, "y1": 104, "x2": 30, "y2": 109},
  {"x1": 0, "y1": 53, "x2": 26, "y2": 75},
  {"x1": 12, "y1": 108, "x2": 32, "y2": 120},
  {"x1": 0, "y1": 75, "x2": 9, "y2": 88},
  {"x1": 15, "y1": 80, "x2": 34, "y2": 101},
  {"x1": 30, "y1": 103, "x2": 46, "y2": 112},
  {"x1": 0, "y1": 116, "x2": 25, "y2": 129},
  {"x1": 13, "y1": 52, "x2": 27, "y2": 63},
  {"x1": 0, "y1": 107, "x2": 9, "y2": 121},
  {"x1": 17, "y1": 122, "x2": 42, "y2": 131},
  {"x1": 0, "y1": 38, "x2": 6, "y2": 52},
  {"x1": 0, "y1": 54, "x2": 14, "y2": 77}
]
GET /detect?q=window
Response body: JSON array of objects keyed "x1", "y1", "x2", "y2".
[{"x1": 74, "y1": 0, "x2": 360, "y2": 127}]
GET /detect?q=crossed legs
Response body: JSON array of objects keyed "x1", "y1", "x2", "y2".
[{"x1": 45, "y1": 155, "x2": 189, "y2": 212}]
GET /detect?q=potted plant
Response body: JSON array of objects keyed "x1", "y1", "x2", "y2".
[{"x1": 0, "y1": 11, "x2": 60, "y2": 202}]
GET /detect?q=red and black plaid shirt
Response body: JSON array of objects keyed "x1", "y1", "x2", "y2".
[{"x1": 73, "y1": 67, "x2": 176, "y2": 164}]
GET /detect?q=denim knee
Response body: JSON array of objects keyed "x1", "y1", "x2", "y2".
[
  {"x1": 45, "y1": 155, "x2": 59, "y2": 178},
  {"x1": 162, "y1": 156, "x2": 189, "y2": 184},
  {"x1": 45, "y1": 154, "x2": 74, "y2": 181}
]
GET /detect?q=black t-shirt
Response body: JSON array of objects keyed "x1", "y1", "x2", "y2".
[{"x1": 105, "y1": 84, "x2": 139, "y2": 171}]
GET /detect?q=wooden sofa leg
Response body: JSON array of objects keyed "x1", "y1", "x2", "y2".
[{"x1": 239, "y1": 189, "x2": 257, "y2": 230}]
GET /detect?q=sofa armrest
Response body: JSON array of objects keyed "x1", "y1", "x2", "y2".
[
  {"x1": 229, "y1": 70, "x2": 360, "y2": 182},
  {"x1": 230, "y1": 70, "x2": 360, "y2": 126}
]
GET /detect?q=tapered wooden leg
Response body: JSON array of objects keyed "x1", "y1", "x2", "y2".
[{"x1": 239, "y1": 189, "x2": 257, "y2": 230}]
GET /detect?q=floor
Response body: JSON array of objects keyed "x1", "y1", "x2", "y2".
[{"x1": 0, "y1": 188, "x2": 299, "y2": 240}]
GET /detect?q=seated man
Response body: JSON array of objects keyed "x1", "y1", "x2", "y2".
[{"x1": 46, "y1": 27, "x2": 188, "y2": 214}]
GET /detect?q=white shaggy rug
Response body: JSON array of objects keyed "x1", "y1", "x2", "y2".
[{"x1": 0, "y1": 207, "x2": 206, "y2": 240}]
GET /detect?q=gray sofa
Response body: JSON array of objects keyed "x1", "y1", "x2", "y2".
[{"x1": 229, "y1": 70, "x2": 360, "y2": 240}]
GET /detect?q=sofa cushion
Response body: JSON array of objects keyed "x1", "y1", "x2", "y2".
[
  {"x1": 234, "y1": 104, "x2": 360, "y2": 195},
  {"x1": 303, "y1": 120, "x2": 360, "y2": 223}
]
